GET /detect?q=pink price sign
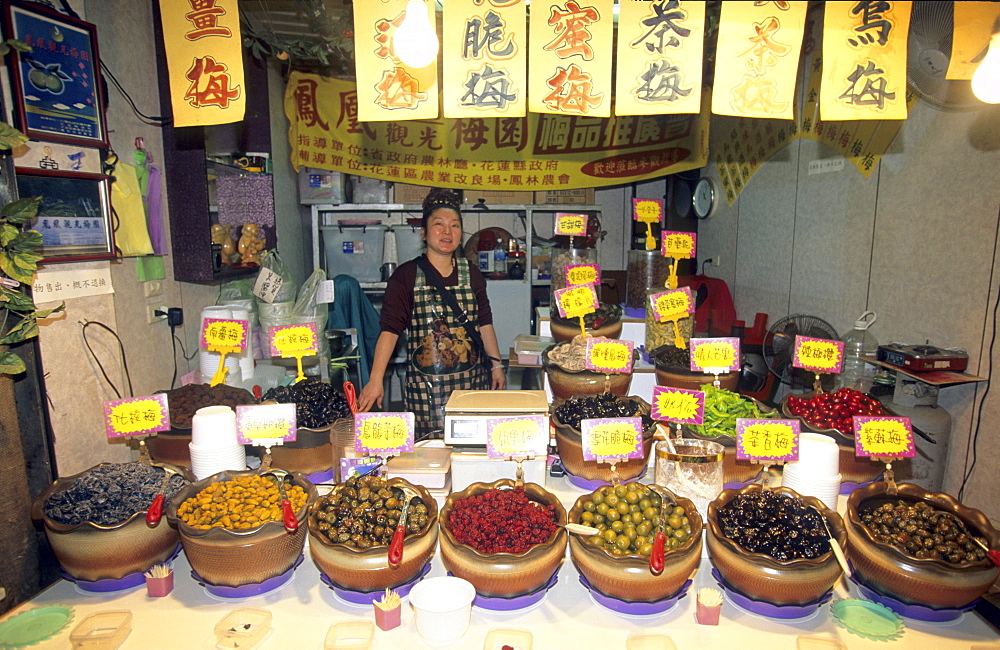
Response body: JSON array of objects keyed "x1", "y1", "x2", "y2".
[
  {"x1": 649, "y1": 286, "x2": 694, "y2": 323},
  {"x1": 793, "y1": 336, "x2": 845, "y2": 374},
  {"x1": 651, "y1": 386, "x2": 705, "y2": 425},
  {"x1": 486, "y1": 415, "x2": 549, "y2": 459},
  {"x1": 585, "y1": 337, "x2": 634, "y2": 374},
  {"x1": 565, "y1": 263, "x2": 600, "y2": 287},
  {"x1": 236, "y1": 403, "x2": 297, "y2": 444},
  {"x1": 200, "y1": 318, "x2": 249, "y2": 351},
  {"x1": 581, "y1": 417, "x2": 644, "y2": 462},
  {"x1": 104, "y1": 394, "x2": 170, "y2": 438},
  {"x1": 554, "y1": 212, "x2": 588, "y2": 236},
  {"x1": 736, "y1": 419, "x2": 801, "y2": 462},
  {"x1": 661, "y1": 231, "x2": 697, "y2": 259},
  {"x1": 554, "y1": 282, "x2": 599, "y2": 319},
  {"x1": 269, "y1": 322, "x2": 319, "y2": 357},
  {"x1": 633, "y1": 198, "x2": 663, "y2": 224},
  {"x1": 690, "y1": 337, "x2": 741, "y2": 372},
  {"x1": 354, "y1": 412, "x2": 415, "y2": 455},
  {"x1": 854, "y1": 416, "x2": 915, "y2": 459}
]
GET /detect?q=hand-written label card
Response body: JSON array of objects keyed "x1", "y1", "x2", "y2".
[
  {"x1": 661, "y1": 231, "x2": 697, "y2": 259},
  {"x1": 649, "y1": 286, "x2": 694, "y2": 323},
  {"x1": 736, "y1": 419, "x2": 801, "y2": 461},
  {"x1": 486, "y1": 415, "x2": 549, "y2": 459},
  {"x1": 585, "y1": 338, "x2": 634, "y2": 373},
  {"x1": 201, "y1": 318, "x2": 249, "y2": 352},
  {"x1": 554, "y1": 283, "x2": 599, "y2": 319},
  {"x1": 355, "y1": 412, "x2": 415, "y2": 455},
  {"x1": 269, "y1": 323, "x2": 319, "y2": 358},
  {"x1": 554, "y1": 212, "x2": 589, "y2": 236},
  {"x1": 690, "y1": 337, "x2": 741, "y2": 372},
  {"x1": 581, "y1": 418, "x2": 644, "y2": 461},
  {"x1": 236, "y1": 403, "x2": 297, "y2": 444},
  {"x1": 651, "y1": 386, "x2": 705, "y2": 425},
  {"x1": 633, "y1": 198, "x2": 664, "y2": 224},
  {"x1": 854, "y1": 417, "x2": 915, "y2": 459},
  {"x1": 104, "y1": 394, "x2": 170, "y2": 438},
  {"x1": 565, "y1": 263, "x2": 600, "y2": 287},
  {"x1": 793, "y1": 336, "x2": 845, "y2": 374},
  {"x1": 253, "y1": 267, "x2": 283, "y2": 304}
]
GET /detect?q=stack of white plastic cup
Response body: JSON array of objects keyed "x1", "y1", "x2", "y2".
[
  {"x1": 781, "y1": 432, "x2": 841, "y2": 509},
  {"x1": 188, "y1": 405, "x2": 247, "y2": 479},
  {"x1": 229, "y1": 306, "x2": 255, "y2": 381}
]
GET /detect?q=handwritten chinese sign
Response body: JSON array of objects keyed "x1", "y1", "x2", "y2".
[
  {"x1": 585, "y1": 337, "x2": 634, "y2": 373},
  {"x1": 443, "y1": 0, "x2": 526, "y2": 118},
  {"x1": 736, "y1": 418, "x2": 800, "y2": 462},
  {"x1": 649, "y1": 286, "x2": 694, "y2": 323},
  {"x1": 661, "y1": 230, "x2": 697, "y2": 258},
  {"x1": 651, "y1": 386, "x2": 705, "y2": 425},
  {"x1": 158, "y1": 0, "x2": 245, "y2": 127},
  {"x1": 235, "y1": 403, "x2": 297, "y2": 444},
  {"x1": 793, "y1": 336, "x2": 844, "y2": 374},
  {"x1": 821, "y1": 1, "x2": 912, "y2": 120},
  {"x1": 269, "y1": 323, "x2": 319, "y2": 358},
  {"x1": 565, "y1": 263, "x2": 600, "y2": 286},
  {"x1": 201, "y1": 318, "x2": 248, "y2": 352},
  {"x1": 486, "y1": 415, "x2": 548, "y2": 458},
  {"x1": 712, "y1": 1, "x2": 807, "y2": 120},
  {"x1": 581, "y1": 417, "x2": 644, "y2": 461},
  {"x1": 554, "y1": 212, "x2": 589, "y2": 236},
  {"x1": 104, "y1": 394, "x2": 170, "y2": 438},
  {"x1": 554, "y1": 282, "x2": 599, "y2": 319},
  {"x1": 690, "y1": 337, "x2": 741, "y2": 372},
  {"x1": 616, "y1": 0, "x2": 706, "y2": 116},
  {"x1": 354, "y1": 412, "x2": 416, "y2": 455},
  {"x1": 634, "y1": 198, "x2": 664, "y2": 225},
  {"x1": 854, "y1": 416, "x2": 915, "y2": 459}
]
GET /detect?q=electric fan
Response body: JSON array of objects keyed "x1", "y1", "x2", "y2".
[
  {"x1": 907, "y1": 0, "x2": 982, "y2": 111},
  {"x1": 762, "y1": 314, "x2": 839, "y2": 398}
]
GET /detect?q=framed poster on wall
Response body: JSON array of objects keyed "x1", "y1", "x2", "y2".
[
  {"x1": 14, "y1": 168, "x2": 116, "y2": 263},
  {"x1": 2, "y1": 0, "x2": 109, "y2": 147}
]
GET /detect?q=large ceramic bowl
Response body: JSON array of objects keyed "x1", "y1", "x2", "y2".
[
  {"x1": 845, "y1": 481, "x2": 1000, "y2": 610},
  {"x1": 567, "y1": 489, "x2": 703, "y2": 602},
  {"x1": 552, "y1": 394, "x2": 655, "y2": 483},
  {"x1": 268, "y1": 421, "x2": 336, "y2": 476},
  {"x1": 542, "y1": 341, "x2": 633, "y2": 399},
  {"x1": 550, "y1": 304, "x2": 624, "y2": 342},
  {"x1": 31, "y1": 462, "x2": 191, "y2": 583},
  {"x1": 166, "y1": 469, "x2": 317, "y2": 587},
  {"x1": 706, "y1": 485, "x2": 847, "y2": 606},
  {"x1": 307, "y1": 478, "x2": 438, "y2": 592},
  {"x1": 438, "y1": 479, "x2": 567, "y2": 598},
  {"x1": 148, "y1": 384, "x2": 256, "y2": 467}
]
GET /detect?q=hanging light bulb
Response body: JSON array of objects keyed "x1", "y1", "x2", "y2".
[
  {"x1": 393, "y1": 0, "x2": 439, "y2": 69},
  {"x1": 972, "y1": 30, "x2": 1000, "y2": 104}
]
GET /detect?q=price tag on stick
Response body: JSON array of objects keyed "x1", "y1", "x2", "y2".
[
  {"x1": 354, "y1": 413, "x2": 415, "y2": 456},
  {"x1": 554, "y1": 212, "x2": 588, "y2": 237},
  {"x1": 690, "y1": 337, "x2": 741, "y2": 385},
  {"x1": 649, "y1": 287, "x2": 694, "y2": 349},
  {"x1": 486, "y1": 415, "x2": 548, "y2": 459},
  {"x1": 633, "y1": 199, "x2": 663, "y2": 251},
  {"x1": 585, "y1": 338, "x2": 634, "y2": 374},
  {"x1": 581, "y1": 417, "x2": 644, "y2": 462},
  {"x1": 793, "y1": 335, "x2": 844, "y2": 390},
  {"x1": 236, "y1": 403, "x2": 297, "y2": 447},
  {"x1": 854, "y1": 416, "x2": 915, "y2": 459},
  {"x1": 661, "y1": 230, "x2": 697, "y2": 289},
  {"x1": 201, "y1": 318, "x2": 249, "y2": 387},
  {"x1": 651, "y1": 387, "x2": 705, "y2": 425},
  {"x1": 554, "y1": 282, "x2": 599, "y2": 336},
  {"x1": 269, "y1": 323, "x2": 319, "y2": 383},
  {"x1": 736, "y1": 418, "x2": 801, "y2": 463},
  {"x1": 104, "y1": 394, "x2": 170, "y2": 438},
  {"x1": 565, "y1": 263, "x2": 600, "y2": 287}
]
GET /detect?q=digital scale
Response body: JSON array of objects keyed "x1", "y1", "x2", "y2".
[{"x1": 443, "y1": 390, "x2": 550, "y2": 447}]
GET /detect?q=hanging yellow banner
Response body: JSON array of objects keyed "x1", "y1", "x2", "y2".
[
  {"x1": 443, "y1": 0, "x2": 526, "y2": 118},
  {"x1": 353, "y1": 0, "x2": 439, "y2": 122},
  {"x1": 528, "y1": 0, "x2": 614, "y2": 117},
  {"x1": 712, "y1": 1, "x2": 807, "y2": 120},
  {"x1": 820, "y1": 0, "x2": 912, "y2": 120},
  {"x1": 615, "y1": 0, "x2": 705, "y2": 116},
  {"x1": 158, "y1": 0, "x2": 244, "y2": 127},
  {"x1": 284, "y1": 72, "x2": 709, "y2": 190},
  {"x1": 947, "y1": 2, "x2": 1000, "y2": 80}
]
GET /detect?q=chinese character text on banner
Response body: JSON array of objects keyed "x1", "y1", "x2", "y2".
[
  {"x1": 158, "y1": 0, "x2": 244, "y2": 127},
  {"x1": 615, "y1": 0, "x2": 705, "y2": 116}
]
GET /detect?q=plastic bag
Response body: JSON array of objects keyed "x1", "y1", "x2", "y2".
[
  {"x1": 258, "y1": 250, "x2": 298, "y2": 303},
  {"x1": 293, "y1": 269, "x2": 329, "y2": 356}
]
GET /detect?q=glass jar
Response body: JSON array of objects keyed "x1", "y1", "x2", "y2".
[
  {"x1": 550, "y1": 246, "x2": 597, "y2": 296},
  {"x1": 626, "y1": 249, "x2": 670, "y2": 310},
  {"x1": 645, "y1": 287, "x2": 693, "y2": 354},
  {"x1": 655, "y1": 439, "x2": 725, "y2": 520}
]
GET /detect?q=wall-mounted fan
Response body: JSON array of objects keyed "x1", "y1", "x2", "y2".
[
  {"x1": 907, "y1": 0, "x2": 982, "y2": 111},
  {"x1": 762, "y1": 314, "x2": 839, "y2": 398}
]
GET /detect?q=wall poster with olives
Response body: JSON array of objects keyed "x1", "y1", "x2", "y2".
[{"x1": 3, "y1": 0, "x2": 109, "y2": 148}]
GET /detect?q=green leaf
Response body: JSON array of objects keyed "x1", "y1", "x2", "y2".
[
  {"x1": 0, "y1": 224, "x2": 17, "y2": 247},
  {"x1": 8, "y1": 229, "x2": 42, "y2": 252},
  {"x1": 0, "y1": 253, "x2": 33, "y2": 284},
  {"x1": 32, "y1": 303, "x2": 63, "y2": 319},
  {"x1": 0, "y1": 287, "x2": 36, "y2": 312},
  {"x1": 0, "y1": 317, "x2": 35, "y2": 344},
  {"x1": 6, "y1": 39, "x2": 32, "y2": 53},
  {"x1": 0, "y1": 122, "x2": 29, "y2": 151},
  {"x1": 1, "y1": 197, "x2": 40, "y2": 224},
  {"x1": 0, "y1": 349, "x2": 26, "y2": 376}
]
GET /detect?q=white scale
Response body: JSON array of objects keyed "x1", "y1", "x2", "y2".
[{"x1": 442, "y1": 390, "x2": 549, "y2": 447}]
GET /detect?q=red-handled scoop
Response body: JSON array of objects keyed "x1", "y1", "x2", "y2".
[
  {"x1": 650, "y1": 530, "x2": 666, "y2": 575},
  {"x1": 344, "y1": 381, "x2": 357, "y2": 416},
  {"x1": 973, "y1": 536, "x2": 1000, "y2": 566},
  {"x1": 388, "y1": 498, "x2": 410, "y2": 567},
  {"x1": 266, "y1": 470, "x2": 298, "y2": 533},
  {"x1": 145, "y1": 465, "x2": 176, "y2": 527}
]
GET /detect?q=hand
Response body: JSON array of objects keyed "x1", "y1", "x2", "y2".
[
  {"x1": 357, "y1": 380, "x2": 384, "y2": 412},
  {"x1": 491, "y1": 366, "x2": 506, "y2": 390}
]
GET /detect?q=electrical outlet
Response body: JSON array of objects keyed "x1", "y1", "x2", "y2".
[
  {"x1": 710, "y1": 256, "x2": 722, "y2": 266},
  {"x1": 143, "y1": 280, "x2": 163, "y2": 298},
  {"x1": 146, "y1": 304, "x2": 167, "y2": 324}
]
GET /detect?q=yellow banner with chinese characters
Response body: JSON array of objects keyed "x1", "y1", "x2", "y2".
[
  {"x1": 158, "y1": 0, "x2": 244, "y2": 127},
  {"x1": 820, "y1": 1, "x2": 911, "y2": 120},
  {"x1": 443, "y1": 0, "x2": 526, "y2": 118},
  {"x1": 353, "y1": 0, "x2": 439, "y2": 122},
  {"x1": 528, "y1": 0, "x2": 614, "y2": 117},
  {"x1": 284, "y1": 72, "x2": 709, "y2": 190},
  {"x1": 947, "y1": 2, "x2": 1000, "y2": 80},
  {"x1": 712, "y1": 1, "x2": 807, "y2": 120},
  {"x1": 615, "y1": 0, "x2": 705, "y2": 116}
]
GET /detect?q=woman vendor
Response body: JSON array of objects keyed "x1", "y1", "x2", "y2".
[{"x1": 358, "y1": 188, "x2": 506, "y2": 435}]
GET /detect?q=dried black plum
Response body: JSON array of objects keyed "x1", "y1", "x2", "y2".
[
  {"x1": 554, "y1": 392, "x2": 654, "y2": 431},
  {"x1": 717, "y1": 490, "x2": 831, "y2": 560},
  {"x1": 44, "y1": 463, "x2": 189, "y2": 526},
  {"x1": 262, "y1": 379, "x2": 350, "y2": 428}
]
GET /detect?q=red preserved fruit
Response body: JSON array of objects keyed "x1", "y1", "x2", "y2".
[
  {"x1": 787, "y1": 388, "x2": 887, "y2": 435},
  {"x1": 447, "y1": 487, "x2": 558, "y2": 555}
]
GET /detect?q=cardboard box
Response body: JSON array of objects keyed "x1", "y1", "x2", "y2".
[
  {"x1": 463, "y1": 190, "x2": 533, "y2": 206},
  {"x1": 392, "y1": 182, "x2": 432, "y2": 205},
  {"x1": 534, "y1": 188, "x2": 596, "y2": 205},
  {"x1": 298, "y1": 168, "x2": 345, "y2": 205}
]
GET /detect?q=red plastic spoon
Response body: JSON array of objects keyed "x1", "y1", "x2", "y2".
[
  {"x1": 266, "y1": 470, "x2": 298, "y2": 533},
  {"x1": 344, "y1": 381, "x2": 357, "y2": 415},
  {"x1": 388, "y1": 485, "x2": 419, "y2": 567},
  {"x1": 145, "y1": 465, "x2": 176, "y2": 527}
]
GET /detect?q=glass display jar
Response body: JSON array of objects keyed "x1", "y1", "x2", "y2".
[
  {"x1": 550, "y1": 246, "x2": 597, "y2": 296},
  {"x1": 645, "y1": 287, "x2": 693, "y2": 354},
  {"x1": 626, "y1": 249, "x2": 670, "y2": 310}
]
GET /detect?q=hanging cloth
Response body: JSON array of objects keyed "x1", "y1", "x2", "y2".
[{"x1": 110, "y1": 161, "x2": 154, "y2": 257}]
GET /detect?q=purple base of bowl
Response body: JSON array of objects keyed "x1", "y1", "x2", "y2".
[
  {"x1": 305, "y1": 468, "x2": 334, "y2": 484},
  {"x1": 711, "y1": 568, "x2": 832, "y2": 619},
  {"x1": 191, "y1": 554, "x2": 303, "y2": 598},
  {"x1": 724, "y1": 471, "x2": 764, "y2": 491},
  {"x1": 839, "y1": 473, "x2": 882, "y2": 495},
  {"x1": 445, "y1": 569, "x2": 559, "y2": 611},
  {"x1": 320, "y1": 562, "x2": 431, "y2": 605},
  {"x1": 849, "y1": 570, "x2": 974, "y2": 622},
  {"x1": 580, "y1": 574, "x2": 692, "y2": 615},
  {"x1": 564, "y1": 464, "x2": 648, "y2": 491},
  {"x1": 623, "y1": 306, "x2": 646, "y2": 320},
  {"x1": 61, "y1": 544, "x2": 182, "y2": 593}
]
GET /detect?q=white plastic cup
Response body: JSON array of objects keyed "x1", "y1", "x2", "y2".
[
  {"x1": 191, "y1": 405, "x2": 238, "y2": 447},
  {"x1": 408, "y1": 576, "x2": 476, "y2": 645}
]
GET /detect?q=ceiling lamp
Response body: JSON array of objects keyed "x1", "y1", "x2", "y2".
[
  {"x1": 394, "y1": 0, "x2": 439, "y2": 69},
  {"x1": 972, "y1": 20, "x2": 1000, "y2": 104}
]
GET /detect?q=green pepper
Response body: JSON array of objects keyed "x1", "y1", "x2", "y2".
[{"x1": 688, "y1": 384, "x2": 774, "y2": 437}]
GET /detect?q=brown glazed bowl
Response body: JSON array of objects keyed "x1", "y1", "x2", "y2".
[
  {"x1": 267, "y1": 421, "x2": 336, "y2": 476},
  {"x1": 543, "y1": 341, "x2": 633, "y2": 399},
  {"x1": 307, "y1": 478, "x2": 438, "y2": 592},
  {"x1": 549, "y1": 303, "x2": 624, "y2": 343},
  {"x1": 552, "y1": 394, "x2": 655, "y2": 483},
  {"x1": 165, "y1": 469, "x2": 318, "y2": 588},
  {"x1": 31, "y1": 462, "x2": 192, "y2": 583},
  {"x1": 568, "y1": 490, "x2": 703, "y2": 602},
  {"x1": 438, "y1": 479, "x2": 567, "y2": 598},
  {"x1": 845, "y1": 481, "x2": 1000, "y2": 609},
  {"x1": 706, "y1": 485, "x2": 847, "y2": 606},
  {"x1": 149, "y1": 384, "x2": 257, "y2": 467}
]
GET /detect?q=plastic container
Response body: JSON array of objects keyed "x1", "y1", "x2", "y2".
[
  {"x1": 385, "y1": 446, "x2": 452, "y2": 488},
  {"x1": 484, "y1": 627, "x2": 533, "y2": 650},
  {"x1": 323, "y1": 621, "x2": 375, "y2": 650},
  {"x1": 839, "y1": 311, "x2": 878, "y2": 393},
  {"x1": 626, "y1": 249, "x2": 670, "y2": 310},
  {"x1": 550, "y1": 246, "x2": 597, "y2": 295},
  {"x1": 408, "y1": 576, "x2": 477, "y2": 645},
  {"x1": 391, "y1": 224, "x2": 424, "y2": 264},
  {"x1": 214, "y1": 608, "x2": 272, "y2": 649},
  {"x1": 69, "y1": 611, "x2": 132, "y2": 650},
  {"x1": 322, "y1": 225, "x2": 387, "y2": 282},
  {"x1": 513, "y1": 334, "x2": 554, "y2": 365},
  {"x1": 645, "y1": 287, "x2": 693, "y2": 353}
]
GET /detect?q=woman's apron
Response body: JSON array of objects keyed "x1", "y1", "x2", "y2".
[{"x1": 405, "y1": 257, "x2": 491, "y2": 437}]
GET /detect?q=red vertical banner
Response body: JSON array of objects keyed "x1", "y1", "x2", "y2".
[
  {"x1": 528, "y1": 0, "x2": 614, "y2": 117},
  {"x1": 443, "y1": 0, "x2": 527, "y2": 118}
]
